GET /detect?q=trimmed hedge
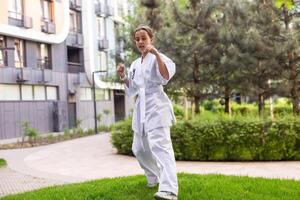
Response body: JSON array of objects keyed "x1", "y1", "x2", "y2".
[{"x1": 111, "y1": 118, "x2": 300, "y2": 161}]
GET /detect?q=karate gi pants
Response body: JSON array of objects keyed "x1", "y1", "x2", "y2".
[{"x1": 132, "y1": 126, "x2": 178, "y2": 195}]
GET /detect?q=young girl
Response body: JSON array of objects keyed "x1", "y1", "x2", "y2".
[{"x1": 117, "y1": 25, "x2": 178, "y2": 200}]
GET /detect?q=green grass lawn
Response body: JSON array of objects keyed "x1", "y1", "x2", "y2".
[
  {"x1": 0, "y1": 159, "x2": 6, "y2": 168},
  {"x1": 1, "y1": 174, "x2": 300, "y2": 200}
]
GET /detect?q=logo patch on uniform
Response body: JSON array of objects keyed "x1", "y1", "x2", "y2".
[{"x1": 131, "y1": 69, "x2": 136, "y2": 80}]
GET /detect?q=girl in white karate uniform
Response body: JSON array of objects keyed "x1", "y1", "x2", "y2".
[{"x1": 117, "y1": 25, "x2": 178, "y2": 200}]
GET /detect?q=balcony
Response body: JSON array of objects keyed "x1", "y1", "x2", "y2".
[
  {"x1": 41, "y1": 18, "x2": 56, "y2": 34},
  {"x1": 98, "y1": 39, "x2": 109, "y2": 50},
  {"x1": 68, "y1": 62, "x2": 84, "y2": 74},
  {"x1": 37, "y1": 58, "x2": 52, "y2": 70},
  {"x1": 8, "y1": 11, "x2": 33, "y2": 29},
  {"x1": 70, "y1": 0, "x2": 82, "y2": 11},
  {"x1": 16, "y1": 67, "x2": 30, "y2": 83},
  {"x1": 106, "y1": 5, "x2": 114, "y2": 16},
  {"x1": 95, "y1": 3, "x2": 114, "y2": 17},
  {"x1": 66, "y1": 31, "x2": 84, "y2": 47}
]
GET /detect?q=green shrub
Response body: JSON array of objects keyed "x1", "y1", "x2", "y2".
[
  {"x1": 0, "y1": 158, "x2": 6, "y2": 168},
  {"x1": 22, "y1": 121, "x2": 39, "y2": 146},
  {"x1": 98, "y1": 125, "x2": 111, "y2": 132},
  {"x1": 173, "y1": 104, "x2": 184, "y2": 120},
  {"x1": 202, "y1": 99, "x2": 219, "y2": 112},
  {"x1": 111, "y1": 117, "x2": 300, "y2": 161},
  {"x1": 111, "y1": 119, "x2": 134, "y2": 155}
]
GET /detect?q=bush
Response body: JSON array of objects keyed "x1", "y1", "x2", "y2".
[
  {"x1": 111, "y1": 117, "x2": 300, "y2": 161},
  {"x1": 0, "y1": 158, "x2": 6, "y2": 168},
  {"x1": 22, "y1": 121, "x2": 39, "y2": 146},
  {"x1": 111, "y1": 119, "x2": 134, "y2": 155},
  {"x1": 202, "y1": 99, "x2": 219, "y2": 112},
  {"x1": 173, "y1": 104, "x2": 184, "y2": 120},
  {"x1": 98, "y1": 125, "x2": 111, "y2": 132}
]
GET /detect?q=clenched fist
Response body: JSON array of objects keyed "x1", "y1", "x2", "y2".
[{"x1": 117, "y1": 63, "x2": 125, "y2": 78}]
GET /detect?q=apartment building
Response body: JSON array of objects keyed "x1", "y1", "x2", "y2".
[{"x1": 0, "y1": 0, "x2": 132, "y2": 139}]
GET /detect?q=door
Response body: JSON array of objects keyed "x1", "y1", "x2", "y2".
[
  {"x1": 114, "y1": 90, "x2": 125, "y2": 122},
  {"x1": 68, "y1": 103, "x2": 76, "y2": 128}
]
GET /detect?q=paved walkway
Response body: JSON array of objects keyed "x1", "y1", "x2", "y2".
[{"x1": 0, "y1": 133, "x2": 300, "y2": 198}]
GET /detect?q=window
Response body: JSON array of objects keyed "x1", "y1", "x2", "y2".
[
  {"x1": 0, "y1": 36, "x2": 7, "y2": 67},
  {"x1": 21, "y1": 85, "x2": 33, "y2": 100},
  {"x1": 96, "y1": 89, "x2": 110, "y2": 101},
  {"x1": 0, "y1": 84, "x2": 20, "y2": 101},
  {"x1": 117, "y1": 0, "x2": 124, "y2": 17},
  {"x1": 34, "y1": 85, "x2": 46, "y2": 100},
  {"x1": 46, "y1": 86, "x2": 57, "y2": 100},
  {"x1": 70, "y1": 11, "x2": 82, "y2": 32},
  {"x1": 70, "y1": 12, "x2": 76, "y2": 32},
  {"x1": 8, "y1": 0, "x2": 23, "y2": 20},
  {"x1": 80, "y1": 88, "x2": 92, "y2": 101},
  {"x1": 97, "y1": 51, "x2": 107, "y2": 71},
  {"x1": 42, "y1": 0, "x2": 53, "y2": 22},
  {"x1": 97, "y1": 17, "x2": 105, "y2": 40},
  {"x1": 0, "y1": 84, "x2": 58, "y2": 101},
  {"x1": 38, "y1": 43, "x2": 51, "y2": 69},
  {"x1": 14, "y1": 39, "x2": 24, "y2": 68}
]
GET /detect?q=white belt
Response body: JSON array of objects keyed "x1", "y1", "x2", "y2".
[
  {"x1": 139, "y1": 88, "x2": 146, "y2": 123},
  {"x1": 137, "y1": 86, "x2": 163, "y2": 125}
]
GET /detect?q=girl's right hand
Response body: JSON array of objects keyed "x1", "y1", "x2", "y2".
[{"x1": 117, "y1": 63, "x2": 125, "y2": 77}]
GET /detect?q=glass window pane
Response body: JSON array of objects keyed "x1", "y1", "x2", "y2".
[
  {"x1": 0, "y1": 51, "x2": 3, "y2": 66},
  {"x1": 34, "y1": 85, "x2": 46, "y2": 100},
  {"x1": 16, "y1": 0, "x2": 22, "y2": 14},
  {"x1": 86, "y1": 88, "x2": 92, "y2": 100},
  {"x1": 0, "y1": 36, "x2": 4, "y2": 67},
  {"x1": 43, "y1": 1, "x2": 50, "y2": 20},
  {"x1": 14, "y1": 39, "x2": 24, "y2": 68},
  {"x1": 97, "y1": 17, "x2": 105, "y2": 39},
  {"x1": 8, "y1": 0, "x2": 16, "y2": 12},
  {"x1": 40, "y1": 43, "x2": 48, "y2": 59},
  {"x1": 21, "y1": 85, "x2": 33, "y2": 100},
  {"x1": 80, "y1": 88, "x2": 86, "y2": 100},
  {"x1": 46, "y1": 86, "x2": 57, "y2": 100},
  {"x1": 0, "y1": 84, "x2": 20, "y2": 100},
  {"x1": 95, "y1": 89, "x2": 104, "y2": 100}
]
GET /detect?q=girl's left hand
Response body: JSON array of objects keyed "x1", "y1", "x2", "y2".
[{"x1": 144, "y1": 45, "x2": 159, "y2": 55}]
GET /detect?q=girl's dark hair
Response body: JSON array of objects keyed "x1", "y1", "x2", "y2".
[{"x1": 133, "y1": 24, "x2": 154, "y2": 39}]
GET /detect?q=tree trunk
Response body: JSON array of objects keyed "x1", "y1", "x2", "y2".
[
  {"x1": 184, "y1": 95, "x2": 188, "y2": 120},
  {"x1": 194, "y1": 96, "x2": 200, "y2": 114},
  {"x1": 283, "y1": 3, "x2": 299, "y2": 115},
  {"x1": 224, "y1": 87, "x2": 231, "y2": 114},
  {"x1": 290, "y1": 62, "x2": 300, "y2": 115},
  {"x1": 258, "y1": 93, "x2": 264, "y2": 117}
]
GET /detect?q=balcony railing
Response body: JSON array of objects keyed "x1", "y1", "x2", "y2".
[
  {"x1": 66, "y1": 32, "x2": 84, "y2": 47},
  {"x1": 8, "y1": 11, "x2": 33, "y2": 29},
  {"x1": 95, "y1": 3, "x2": 114, "y2": 17},
  {"x1": 68, "y1": 62, "x2": 84, "y2": 73},
  {"x1": 98, "y1": 39, "x2": 109, "y2": 50},
  {"x1": 70, "y1": 0, "x2": 82, "y2": 10},
  {"x1": 37, "y1": 58, "x2": 52, "y2": 70},
  {"x1": 16, "y1": 67, "x2": 30, "y2": 83},
  {"x1": 41, "y1": 18, "x2": 56, "y2": 34}
]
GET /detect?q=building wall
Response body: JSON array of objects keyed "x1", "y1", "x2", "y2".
[
  {"x1": 0, "y1": 0, "x2": 69, "y2": 43},
  {"x1": 0, "y1": 101, "x2": 54, "y2": 139},
  {"x1": 0, "y1": 0, "x2": 132, "y2": 139}
]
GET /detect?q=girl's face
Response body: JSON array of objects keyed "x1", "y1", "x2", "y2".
[{"x1": 134, "y1": 30, "x2": 152, "y2": 54}]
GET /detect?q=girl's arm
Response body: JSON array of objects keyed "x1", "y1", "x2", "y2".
[{"x1": 144, "y1": 45, "x2": 170, "y2": 80}]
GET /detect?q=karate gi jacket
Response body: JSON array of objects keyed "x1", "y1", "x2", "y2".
[{"x1": 125, "y1": 53, "x2": 177, "y2": 134}]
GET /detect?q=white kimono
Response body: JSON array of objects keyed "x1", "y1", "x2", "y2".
[
  {"x1": 125, "y1": 53, "x2": 178, "y2": 196},
  {"x1": 125, "y1": 53, "x2": 176, "y2": 133}
]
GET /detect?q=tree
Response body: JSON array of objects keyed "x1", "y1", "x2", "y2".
[
  {"x1": 275, "y1": 0, "x2": 300, "y2": 115},
  {"x1": 156, "y1": 0, "x2": 219, "y2": 113}
]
